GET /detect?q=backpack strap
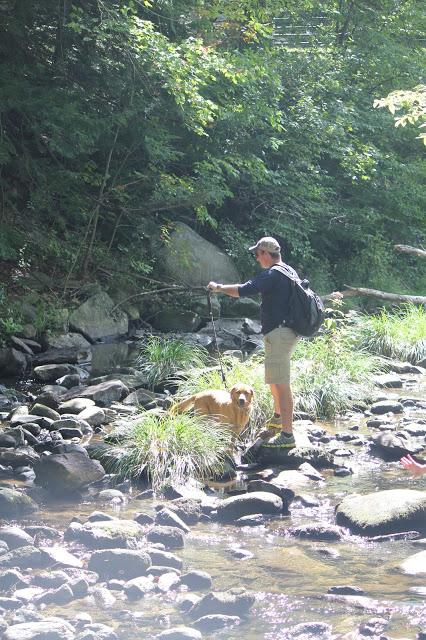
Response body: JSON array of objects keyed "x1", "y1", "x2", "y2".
[{"x1": 271, "y1": 264, "x2": 299, "y2": 283}]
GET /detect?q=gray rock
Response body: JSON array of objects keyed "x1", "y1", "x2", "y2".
[
  {"x1": 39, "y1": 546, "x2": 82, "y2": 568},
  {"x1": 286, "y1": 524, "x2": 346, "y2": 541},
  {"x1": 328, "y1": 585, "x2": 365, "y2": 595},
  {"x1": 32, "y1": 570, "x2": 69, "y2": 589},
  {"x1": 370, "y1": 400, "x2": 403, "y2": 414},
  {"x1": 70, "y1": 292, "x2": 128, "y2": 340},
  {"x1": 62, "y1": 380, "x2": 129, "y2": 407},
  {"x1": 158, "y1": 222, "x2": 240, "y2": 288},
  {"x1": 151, "y1": 308, "x2": 202, "y2": 333},
  {"x1": 0, "y1": 545, "x2": 51, "y2": 569},
  {"x1": 122, "y1": 388, "x2": 157, "y2": 406},
  {"x1": 124, "y1": 575, "x2": 156, "y2": 600},
  {"x1": 34, "y1": 452, "x2": 104, "y2": 493},
  {"x1": 0, "y1": 569, "x2": 29, "y2": 592},
  {"x1": 31, "y1": 403, "x2": 61, "y2": 421},
  {"x1": 77, "y1": 406, "x2": 105, "y2": 426},
  {"x1": 75, "y1": 623, "x2": 118, "y2": 640},
  {"x1": 247, "y1": 479, "x2": 294, "y2": 508},
  {"x1": 336, "y1": 489, "x2": 426, "y2": 536},
  {"x1": 286, "y1": 621, "x2": 333, "y2": 637},
  {"x1": 65, "y1": 519, "x2": 144, "y2": 549},
  {"x1": 399, "y1": 549, "x2": 426, "y2": 575},
  {"x1": 157, "y1": 627, "x2": 202, "y2": 640},
  {"x1": 34, "y1": 364, "x2": 77, "y2": 382},
  {"x1": 88, "y1": 549, "x2": 151, "y2": 580},
  {"x1": 167, "y1": 498, "x2": 202, "y2": 525},
  {"x1": 193, "y1": 614, "x2": 240, "y2": 632},
  {"x1": 58, "y1": 398, "x2": 96, "y2": 414},
  {"x1": 147, "y1": 525, "x2": 186, "y2": 549},
  {"x1": 35, "y1": 583, "x2": 74, "y2": 606},
  {"x1": 373, "y1": 374, "x2": 403, "y2": 388},
  {"x1": 370, "y1": 432, "x2": 424, "y2": 460},
  {"x1": 56, "y1": 374, "x2": 81, "y2": 389},
  {"x1": 0, "y1": 348, "x2": 28, "y2": 377},
  {"x1": 0, "y1": 527, "x2": 34, "y2": 550},
  {"x1": 134, "y1": 512, "x2": 154, "y2": 526},
  {"x1": 147, "y1": 549, "x2": 183, "y2": 570},
  {"x1": 47, "y1": 332, "x2": 91, "y2": 350},
  {"x1": 189, "y1": 589, "x2": 255, "y2": 618},
  {"x1": 180, "y1": 570, "x2": 212, "y2": 590},
  {"x1": 157, "y1": 571, "x2": 181, "y2": 592},
  {"x1": 155, "y1": 508, "x2": 191, "y2": 533},
  {"x1": 215, "y1": 491, "x2": 283, "y2": 522},
  {"x1": 0, "y1": 488, "x2": 38, "y2": 516},
  {"x1": 3, "y1": 619, "x2": 75, "y2": 639}
]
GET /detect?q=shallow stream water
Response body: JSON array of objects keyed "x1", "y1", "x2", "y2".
[{"x1": 1, "y1": 364, "x2": 426, "y2": 639}]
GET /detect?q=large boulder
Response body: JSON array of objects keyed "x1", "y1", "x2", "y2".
[
  {"x1": 335, "y1": 490, "x2": 426, "y2": 536},
  {"x1": 399, "y1": 549, "x2": 426, "y2": 575},
  {"x1": 158, "y1": 222, "x2": 240, "y2": 287},
  {"x1": 65, "y1": 519, "x2": 144, "y2": 549},
  {"x1": 150, "y1": 308, "x2": 202, "y2": 333},
  {"x1": 3, "y1": 619, "x2": 75, "y2": 640},
  {"x1": 370, "y1": 432, "x2": 424, "y2": 460},
  {"x1": 69, "y1": 292, "x2": 128, "y2": 340},
  {"x1": 34, "y1": 452, "x2": 105, "y2": 493},
  {"x1": 45, "y1": 332, "x2": 91, "y2": 350},
  {"x1": 0, "y1": 488, "x2": 38, "y2": 516},
  {"x1": 0, "y1": 348, "x2": 28, "y2": 377}
]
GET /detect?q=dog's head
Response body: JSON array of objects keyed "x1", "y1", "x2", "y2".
[{"x1": 230, "y1": 383, "x2": 254, "y2": 410}]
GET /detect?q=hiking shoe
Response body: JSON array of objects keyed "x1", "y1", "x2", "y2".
[
  {"x1": 262, "y1": 431, "x2": 296, "y2": 449},
  {"x1": 264, "y1": 414, "x2": 282, "y2": 430}
]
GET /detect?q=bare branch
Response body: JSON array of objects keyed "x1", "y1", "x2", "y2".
[{"x1": 394, "y1": 244, "x2": 426, "y2": 259}]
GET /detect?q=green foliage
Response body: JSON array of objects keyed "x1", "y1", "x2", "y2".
[
  {"x1": 136, "y1": 336, "x2": 209, "y2": 389},
  {"x1": 102, "y1": 411, "x2": 233, "y2": 490},
  {"x1": 0, "y1": 287, "x2": 23, "y2": 347},
  {"x1": 0, "y1": 0, "x2": 424, "y2": 297},
  {"x1": 293, "y1": 327, "x2": 380, "y2": 418},
  {"x1": 354, "y1": 304, "x2": 426, "y2": 364},
  {"x1": 374, "y1": 85, "x2": 426, "y2": 144}
]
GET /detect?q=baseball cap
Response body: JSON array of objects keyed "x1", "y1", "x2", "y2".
[{"x1": 248, "y1": 236, "x2": 281, "y2": 253}]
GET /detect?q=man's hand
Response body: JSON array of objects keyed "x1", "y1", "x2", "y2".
[{"x1": 207, "y1": 281, "x2": 221, "y2": 293}]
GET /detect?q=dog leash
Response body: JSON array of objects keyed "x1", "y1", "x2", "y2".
[{"x1": 206, "y1": 288, "x2": 227, "y2": 388}]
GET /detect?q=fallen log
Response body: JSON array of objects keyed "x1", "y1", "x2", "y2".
[
  {"x1": 394, "y1": 244, "x2": 426, "y2": 259},
  {"x1": 323, "y1": 287, "x2": 426, "y2": 305}
]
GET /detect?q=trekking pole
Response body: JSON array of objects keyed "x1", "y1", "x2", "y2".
[{"x1": 206, "y1": 288, "x2": 227, "y2": 388}]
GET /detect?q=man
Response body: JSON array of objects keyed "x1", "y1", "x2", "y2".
[{"x1": 208, "y1": 236, "x2": 299, "y2": 449}]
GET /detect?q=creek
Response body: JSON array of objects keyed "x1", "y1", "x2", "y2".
[{"x1": 0, "y1": 346, "x2": 425, "y2": 640}]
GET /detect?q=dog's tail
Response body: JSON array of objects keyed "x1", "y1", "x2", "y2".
[{"x1": 170, "y1": 395, "x2": 196, "y2": 415}]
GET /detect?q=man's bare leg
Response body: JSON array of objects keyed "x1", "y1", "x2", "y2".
[{"x1": 269, "y1": 383, "x2": 294, "y2": 435}]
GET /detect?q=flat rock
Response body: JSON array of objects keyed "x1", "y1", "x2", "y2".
[
  {"x1": 3, "y1": 619, "x2": 75, "y2": 640},
  {"x1": 336, "y1": 489, "x2": 426, "y2": 536},
  {"x1": 34, "y1": 452, "x2": 105, "y2": 493},
  {"x1": 0, "y1": 488, "x2": 38, "y2": 516},
  {"x1": 399, "y1": 549, "x2": 426, "y2": 575},
  {"x1": 215, "y1": 491, "x2": 283, "y2": 522},
  {"x1": 189, "y1": 589, "x2": 255, "y2": 618},
  {"x1": 157, "y1": 627, "x2": 202, "y2": 640},
  {"x1": 66, "y1": 519, "x2": 144, "y2": 549},
  {"x1": 88, "y1": 549, "x2": 151, "y2": 580},
  {"x1": 34, "y1": 364, "x2": 77, "y2": 382},
  {"x1": 370, "y1": 400, "x2": 403, "y2": 415},
  {"x1": 62, "y1": 380, "x2": 129, "y2": 407}
]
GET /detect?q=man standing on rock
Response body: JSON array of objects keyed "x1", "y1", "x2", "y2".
[{"x1": 208, "y1": 236, "x2": 299, "y2": 449}]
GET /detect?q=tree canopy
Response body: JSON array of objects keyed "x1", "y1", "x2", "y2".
[{"x1": 0, "y1": 0, "x2": 425, "y2": 300}]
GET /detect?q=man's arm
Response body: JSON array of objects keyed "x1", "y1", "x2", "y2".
[{"x1": 207, "y1": 282, "x2": 240, "y2": 298}]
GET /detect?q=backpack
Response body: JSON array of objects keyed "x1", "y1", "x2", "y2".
[{"x1": 271, "y1": 264, "x2": 325, "y2": 337}]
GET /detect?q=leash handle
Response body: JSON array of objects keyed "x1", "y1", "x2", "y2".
[{"x1": 206, "y1": 288, "x2": 227, "y2": 388}]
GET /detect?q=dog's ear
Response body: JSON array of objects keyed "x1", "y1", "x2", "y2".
[{"x1": 230, "y1": 385, "x2": 238, "y2": 399}]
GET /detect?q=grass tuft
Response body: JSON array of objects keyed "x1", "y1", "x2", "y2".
[
  {"x1": 293, "y1": 328, "x2": 380, "y2": 418},
  {"x1": 354, "y1": 304, "x2": 426, "y2": 364},
  {"x1": 136, "y1": 335, "x2": 209, "y2": 389},
  {"x1": 101, "y1": 411, "x2": 233, "y2": 491}
]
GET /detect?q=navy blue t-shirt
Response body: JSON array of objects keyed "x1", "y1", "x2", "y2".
[{"x1": 238, "y1": 263, "x2": 297, "y2": 335}]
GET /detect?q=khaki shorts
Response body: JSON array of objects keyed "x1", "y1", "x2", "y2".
[{"x1": 264, "y1": 326, "x2": 299, "y2": 384}]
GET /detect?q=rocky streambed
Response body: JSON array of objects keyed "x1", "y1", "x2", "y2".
[{"x1": 0, "y1": 336, "x2": 425, "y2": 640}]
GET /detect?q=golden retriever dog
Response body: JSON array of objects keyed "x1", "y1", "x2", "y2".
[{"x1": 171, "y1": 383, "x2": 254, "y2": 439}]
